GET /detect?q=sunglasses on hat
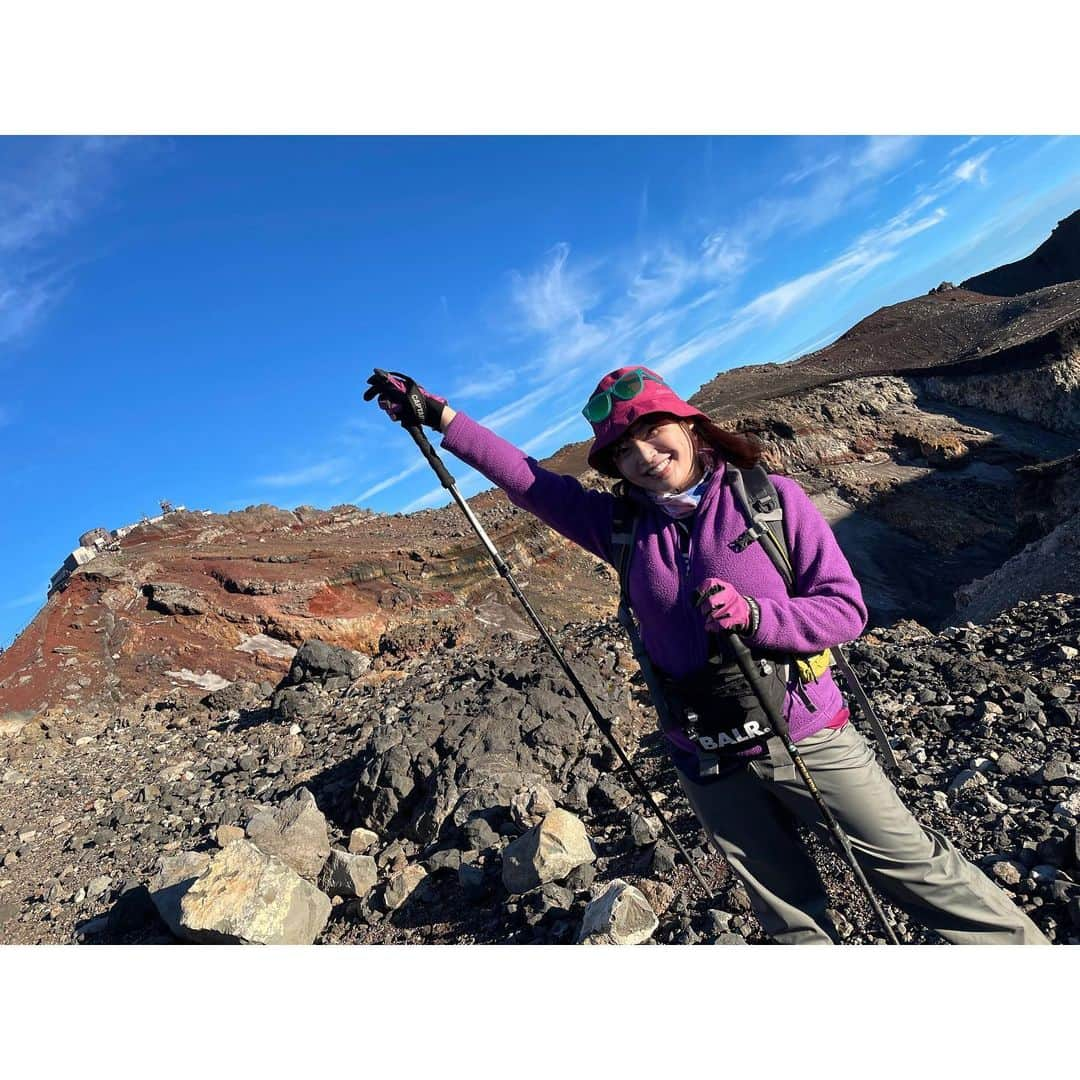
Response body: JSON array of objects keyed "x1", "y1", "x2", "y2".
[{"x1": 582, "y1": 368, "x2": 667, "y2": 423}]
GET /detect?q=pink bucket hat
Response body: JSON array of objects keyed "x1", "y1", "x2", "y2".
[{"x1": 585, "y1": 366, "x2": 710, "y2": 476}]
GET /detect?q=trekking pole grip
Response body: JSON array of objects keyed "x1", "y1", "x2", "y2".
[{"x1": 404, "y1": 423, "x2": 456, "y2": 489}]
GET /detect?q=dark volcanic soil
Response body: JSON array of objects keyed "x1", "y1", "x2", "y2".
[{"x1": 1, "y1": 595, "x2": 1077, "y2": 946}]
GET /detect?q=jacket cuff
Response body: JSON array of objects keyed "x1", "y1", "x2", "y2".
[{"x1": 743, "y1": 596, "x2": 761, "y2": 637}]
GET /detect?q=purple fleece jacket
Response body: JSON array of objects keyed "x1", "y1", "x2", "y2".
[{"x1": 441, "y1": 412, "x2": 868, "y2": 765}]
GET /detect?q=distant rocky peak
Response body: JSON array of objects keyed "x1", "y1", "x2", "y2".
[{"x1": 962, "y1": 209, "x2": 1080, "y2": 297}]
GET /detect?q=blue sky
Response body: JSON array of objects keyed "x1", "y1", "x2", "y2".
[{"x1": 2, "y1": 134, "x2": 1080, "y2": 648}]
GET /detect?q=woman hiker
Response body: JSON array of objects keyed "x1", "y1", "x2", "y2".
[{"x1": 365, "y1": 365, "x2": 1049, "y2": 945}]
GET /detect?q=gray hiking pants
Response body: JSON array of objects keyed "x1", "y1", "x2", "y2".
[{"x1": 678, "y1": 722, "x2": 1050, "y2": 944}]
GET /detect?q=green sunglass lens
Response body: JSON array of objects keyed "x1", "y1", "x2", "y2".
[
  {"x1": 583, "y1": 370, "x2": 660, "y2": 422},
  {"x1": 584, "y1": 394, "x2": 612, "y2": 422},
  {"x1": 611, "y1": 371, "x2": 644, "y2": 400}
]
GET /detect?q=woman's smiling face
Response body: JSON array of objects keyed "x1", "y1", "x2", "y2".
[{"x1": 611, "y1": 415, "x2": 700, "y2": 494}]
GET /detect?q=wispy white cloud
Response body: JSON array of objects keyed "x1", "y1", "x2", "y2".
[
  {"x1": 354, "y1": 456, "x2": 427, "y2": 503},
  {"x1": 401, "y1": 488, "x2": 444, "y2": 512},
  {"x1": 520, "y1": 412, "x2": 581, "y2": 454},
  {"x1": 477, "y1": 384, "x2": 556, "y2": 431},
  {"x1": 628, "y1": 247, "x2": 697, "y2": 308},
  {"x1": 781, "y1": 153, "x2": 841, "y2": 186},
  {"x1": 656, "y1": 202, "x2": 949, "y2": 379},
  {"x1": 953, "y1": 149, "x2": 993, "y2": 185},
  {"x1": 698, "y1": 231, "x2": 748, "y2": 280},
  {"x1": 540, "y1": 157, "x2": 946, "y2": 395},
  {"x1": 0, "y1": 274, "x2": 63, "y2": 345},
  {"x1": 450, "y1": 363, "x2": 517, "y2": 400},
  {"x1": 4, "y1": 588, "x2": 43, "y2": 610},
  {"x1": 852, "y1": 136, "x2": 918, "y2": 175},
  {"x1": 402, "y1": 467, "x2": 489, "y2": 513},
  {"x1": 510, "y1": 241, "x2": 600, "y2": 334},
  {"x1": 697, "y1": 137, "x2": 921, "y2": 259},
  {"x1": 884, "y1": 159, "x2": 925, "y2": 186},
  {"x1": 256, "y1": 457, "x2": 350, "y2": 488},
  {"x1": 0, "y1": 137, "x2": 128, "y2": 344},
  {"x1": 947, "y1": 136, "x2": 982, "y2": 160},
  {"x1": 410, "y1": 137, "x2": 933, "y2": 449}
]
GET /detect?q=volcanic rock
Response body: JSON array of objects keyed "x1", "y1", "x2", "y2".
[
  {"x1": 348, "y1": 827, "x2": 379, "y2": 854},
  {"x1": 244, "y1": 787, "x2": 331, "y2": 880},
  {"x1": 383, "y1": 865, "x2": 427, "y2": 911},
  {"x1": 148, "y1": 851, "x2": 213, "y2": 938},
  {"x1": 144, "y1": 583, "x2": 209, "y2": 617},
  {"x1": 577, "y1": 879, "x2": 659, "y2": 945},
  {"x1": 502, "y1": 809, "x2": 596, "y2": 895},
  {"x1": 510, "y1": 783, "x2": 557, "y2": 829},
  {"x1": 178, "y1": 839, "x2": 332, "y2": 944},
  {"x1": 318, "y1": 849, "x2": 378, "y2": 899},
  {"x1": 288, "y1": 639, "x2": 371, "y2": 686}
]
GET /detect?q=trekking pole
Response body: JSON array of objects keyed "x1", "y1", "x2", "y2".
[
  {"x1": 725, "y1": 631, "x2": 901, "y2": 944},
  {"x1": 391, "y1": 410, "x2": 715, "y2": 898}
]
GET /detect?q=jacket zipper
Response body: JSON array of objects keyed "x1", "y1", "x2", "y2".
[{"x1": 675, "y1": 519, "x2": 702, "y2": 654}]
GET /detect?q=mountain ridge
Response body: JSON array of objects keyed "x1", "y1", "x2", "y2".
[{"x1": 2, "y1": 213, "x2": 1079, "y2": 721}]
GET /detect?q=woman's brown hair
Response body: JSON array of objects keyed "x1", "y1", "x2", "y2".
[{"x1": 690, "y1": 417, "x2": 762, "y2": 470}]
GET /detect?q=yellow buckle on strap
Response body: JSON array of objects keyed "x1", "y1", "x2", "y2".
[{"x1": 796, "y1": 649, "x2": 832, "y2": 683}]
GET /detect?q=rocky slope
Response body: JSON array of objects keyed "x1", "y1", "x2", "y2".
[
  {"x1": 0, "y1": 497, "x2": 614, "y2": 723},
  {"x1": 1, "y1": 596, "x2": 1077, "y2": 944}
]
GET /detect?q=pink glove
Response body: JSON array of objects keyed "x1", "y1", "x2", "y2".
[
  {"x1": 363, "y1": 370, "x2": 447, "y2": 430},
  {"x1": 694, "y1": 578, "x2": 752, "y2": 633}
]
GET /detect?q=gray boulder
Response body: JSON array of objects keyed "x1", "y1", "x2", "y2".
[
  {"x1": 502, "y1": 809, "x2": 595, "y2": 895},
  {"x1": 510, "y1": 784, "x2": 557, "y2": 829},
  {"x1": 271, "y1": 639, "x2": 372, "y2": 720},
  {"x1": 630, "y1": 811, "x2": 662, "y2": 847},
  {"x1": 319, "y1": 849, "x2": 378, "y2": 899},
  {"x1": 348, "y1": 827, "x2": 379, "y2": 854},
  {"x1": 384, "y1": 865, "x2": 428, "y2": 911},
  {"x1": 245, "y1": 787, "x2": 331, "y2": 880},
  {"x1": 149, "y1": 851, "x2": 213, "y2": 938},
  {"x1": 948, "y1": 768, "x2": 988, "y2": 799},
  {"x1": 577, "y1": 879, "x2": 659, "y2": 945},
  {"x1": 144, "y1": 582, "x2": 209, "y2": 616},
  {"x1": 178, "y1": 840, "x2": 331, "y2": 945},
  {"x1": 289, "y1": 639, "x2": 371, "y2": 685}
]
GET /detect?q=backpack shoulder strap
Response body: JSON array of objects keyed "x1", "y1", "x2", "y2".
[
  {"x1": 728, "y1": 464, "x2": 898, "y2": 770},
  {"x1": 609, "y1": 488, "x2": 679, "y2": 734},
  {"x1": 610, "y1": 483, "x2": 639, "y2": 603},
  {"x1": 728, "y1": 464, "x2": 795, "y2": 587}
]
